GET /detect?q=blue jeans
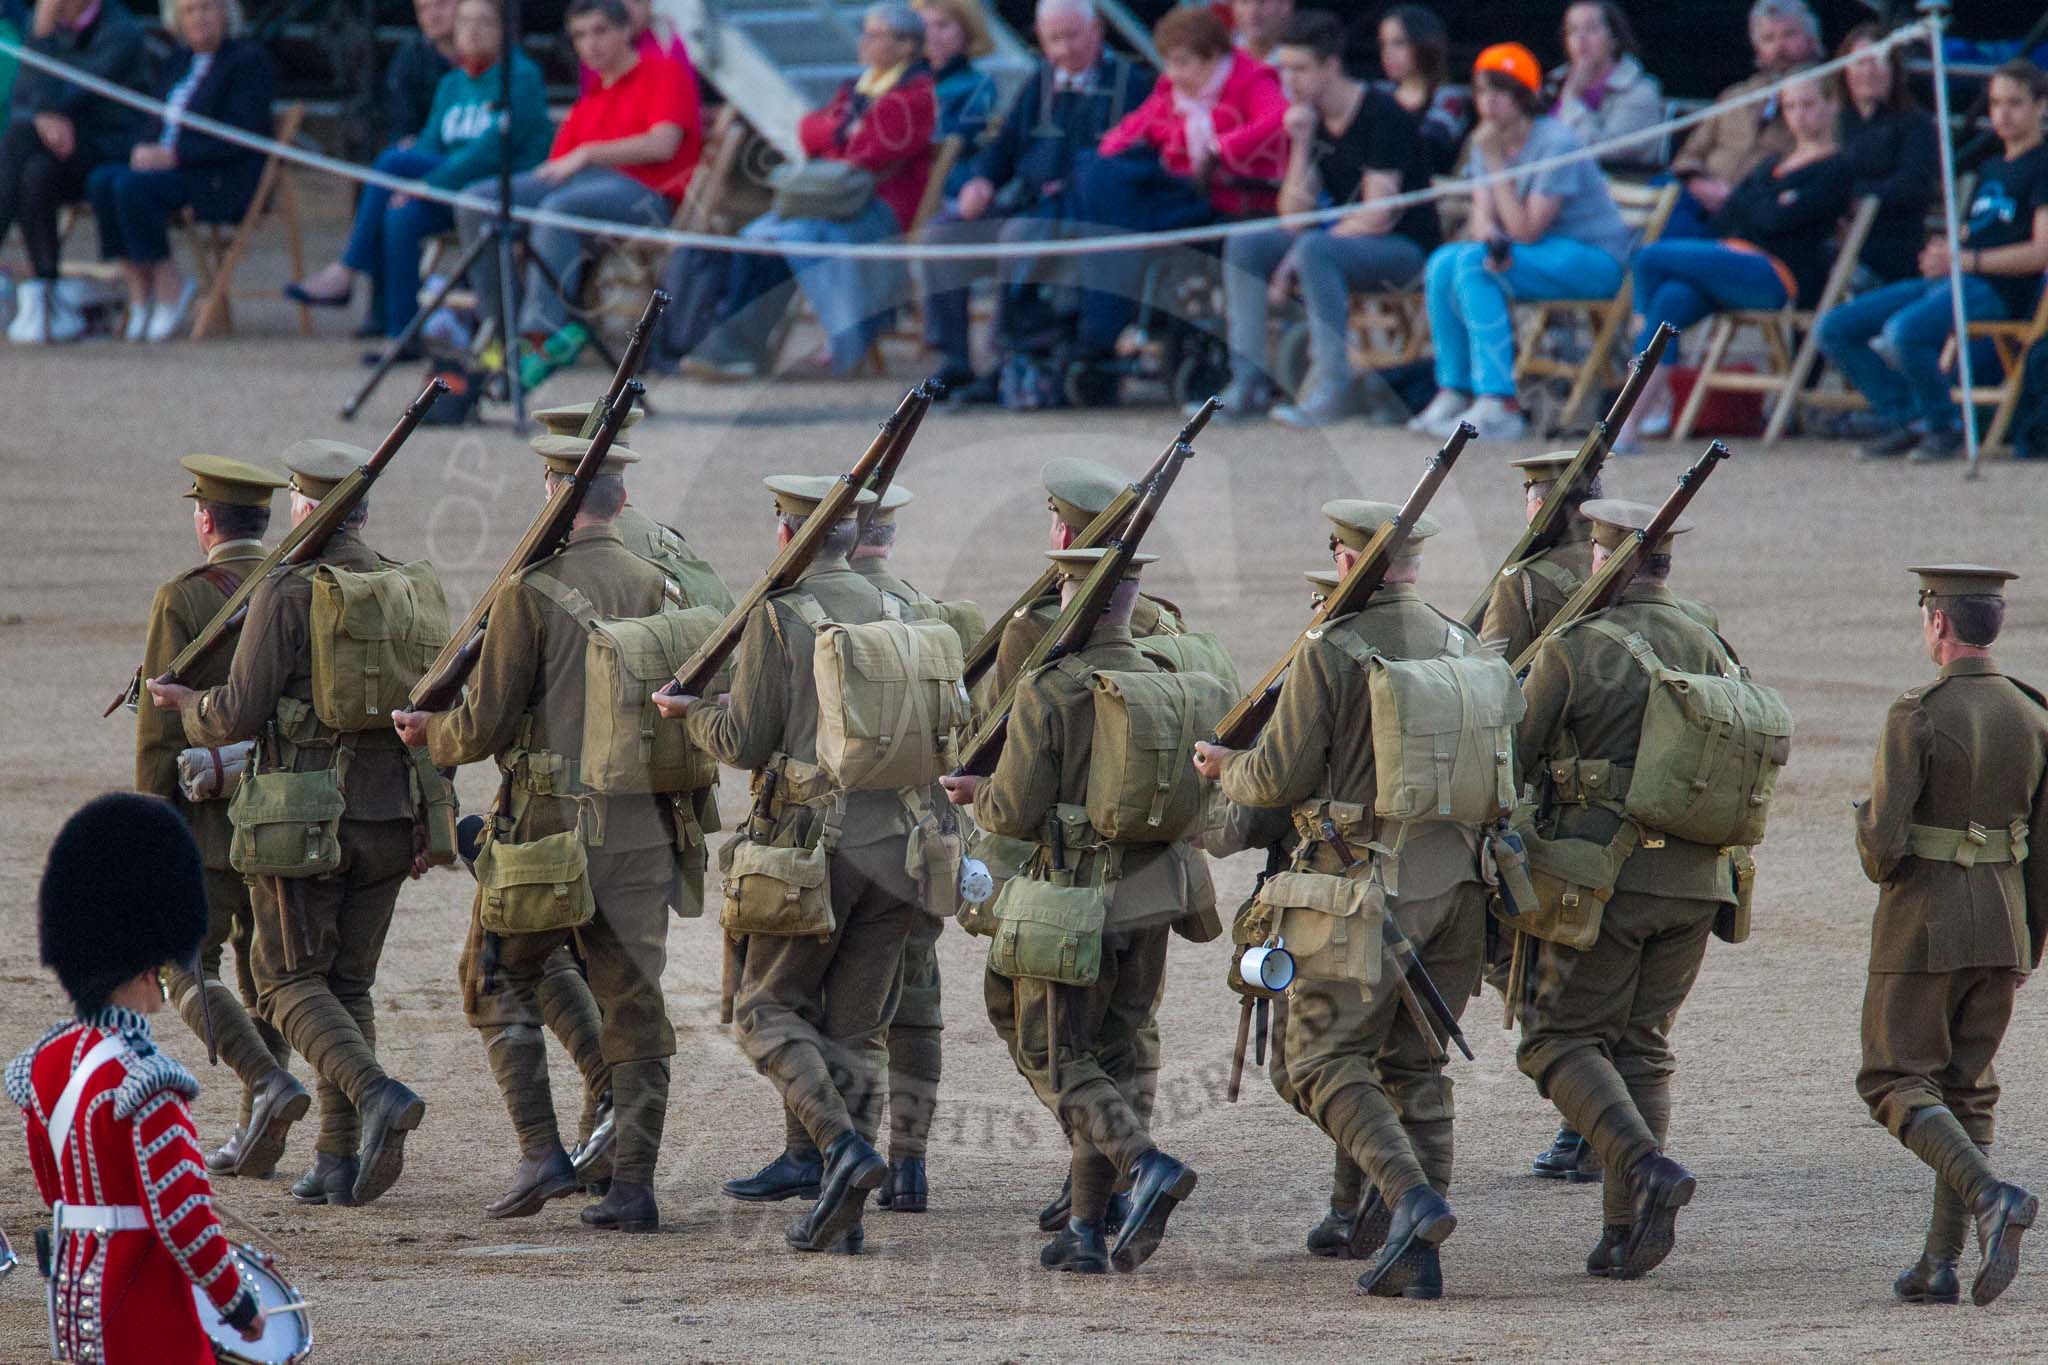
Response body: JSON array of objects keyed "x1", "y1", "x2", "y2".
[
  {"x1": 86, "y1": 163, "x2": 194, "y2": 264},
  {"x1": 1816, "y1": 275, "x2": 2009, "y2": 432},
  {"x1": 1223, "y1": 226, "x2": 1425, "y2": 396},
  {"x1": 1632, "y1": 239, "x2": 1789, "y2": 358},
  {"x1": 1423, "y1": 237, "x2": 1625, "y2": 397},
  {"x1": 1072, "y1": 150, "x2": 1216, "y2": 353},
  {"x1": 458, "y1": 166, "x2": 671, "y2": 336},
  {"x1": 341, "y1": 146, "x2": 454, "y2": 336}
]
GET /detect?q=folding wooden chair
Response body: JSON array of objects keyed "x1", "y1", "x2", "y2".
[
  {"x1": 183, "y1": 102, "x2": 310, "y2": 341},
  {"x1": 1673, "y1": 195, "x2": 1881, "y2": 444},
  {"x1": 1942, "y1": 285, "x2": 2048, "y2": 455},
  {"x1": 1513, "y1": 180, "x2": 1680, "y2": 431}
]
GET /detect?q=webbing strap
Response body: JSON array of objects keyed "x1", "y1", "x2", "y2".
[
  {"x1": 46, "y1": 1036, "x2": 126, "y2": 1167},
  {"x1": 1907, "y1": 819, "x2": 2029, "y2": 867}
]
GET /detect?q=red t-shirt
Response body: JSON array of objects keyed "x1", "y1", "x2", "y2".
[{"x1": 552, "y1": 52, "x2": 701, "y2": 202}]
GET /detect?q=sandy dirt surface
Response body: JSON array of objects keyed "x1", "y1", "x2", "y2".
[{"x1": 4, "y1": 200, "x2": 2048, "y2": 1361}]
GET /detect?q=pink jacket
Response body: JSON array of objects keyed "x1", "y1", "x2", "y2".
[{"x1": 1098, "y1": 50, "x2": 1288, "y2": 216}]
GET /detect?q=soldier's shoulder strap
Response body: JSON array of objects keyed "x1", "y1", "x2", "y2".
[
  {"x1": 1515, "y1": 555, "x2": 1582, "y2": 595},
  {"x1": 1305, "y1": 612, "x2": 1380, "y2": 670},
  {"x1": 518, "y1": 565, "x2": 599, "y2": 630},
  {"x1": 1141, "y1": 592, "x2": 1185, "y2": 635},
  {"x1": 2005, "y1": 675, "x2": 2048, "y2": 714}
]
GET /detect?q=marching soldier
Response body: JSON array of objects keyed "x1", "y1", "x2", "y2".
[
  {"x1": 944, "y1": 547, "x2": 1200, "y2": 1276},
  {"x1": 150, "y1": 442, "x2": 432, "y2": 1209},
  {"x1": 1855, "y1": 565, "x2": 2046, "y2": 1307},
  {"x1": 1478, "y1": 450, "x2": 1603, "y2": 1182},
  {"x1": 136, "y1": 455, "x2": 307, "y2": 1180},
  {"x1": 725, "y1": 485, "x2": 984, "y2": 1213},
  {"x1": 393, "y1": 436, "x2": 687, "y2": 1233},
  {"x1": 1193, "y1": 501, "x2": 1489, "y2": 1299},
  {"x1": 1510, "y1": 499, "x2": 1735, "y2": 1281},
  {"x1": 656, "y1": 476, "x2": 921, "y2": 1255}
]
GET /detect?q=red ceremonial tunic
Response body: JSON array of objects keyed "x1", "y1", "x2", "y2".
[{"x1": 7, "y1": 1007, "x2": 251, "y2": 1365}]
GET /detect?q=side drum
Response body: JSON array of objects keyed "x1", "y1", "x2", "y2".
[{"x1": 198, "y1": 1244, "x2": 311, "y2": 1364}]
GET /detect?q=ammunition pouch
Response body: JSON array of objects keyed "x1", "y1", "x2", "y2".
[{"x1": 474, "y1": 829, "x2": 595, "y2": 935}]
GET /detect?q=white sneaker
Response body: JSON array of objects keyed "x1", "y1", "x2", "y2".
[
  {"x1": 145, "y1": 278, "x2": 198, "y2": 343},
  {"x1": 7, "y1": 279, "x2": 46, "y2": 343},
  {"x1": 43, "y1": 285, "x2": 85, "y2": 343},
  {"x1": 1406, "y1": 389, "x2": 1471, "y2": 437},
  {"x1": 124, "y1": 299, "x2": 151, "y2": 342},
  {"x1": 1458, "y1": 394, "x2": 1529, "y2": 441}
]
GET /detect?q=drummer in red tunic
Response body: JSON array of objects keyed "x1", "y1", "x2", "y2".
[{"x1": 7, "y1": 793, "x2": 266, "y2": 1363}]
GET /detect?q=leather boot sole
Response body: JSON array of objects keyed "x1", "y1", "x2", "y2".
[
  {"x1": 485, "y1": 1171, "x2": 583, "y2": 1221},
  {"x1": 353, "y1": 1092, "x2": 427, "y2": 1206},
  {"x1": 1618, "y1": 1172, "x2": 1696, "y2": 1280},
  {"x1": 1896, "y1": 1282, "x2": 1960, "y2": 1306},
  {"x1": 1357, "y1": 1206, "x2": 1456, "y2": 1298},
  {"x1": 236, "y1": 1086, "x2": 311, "y2": 1181},
  {"x1": 726, "y1": 1179, "x2": 821, "y2": 1203},
  {"x1": 1973, "y1": 1193, "x2": 2037, "y2": 1307},
  {"x1": 803, "y1": 1151, "x2": 887, "y2": 1252},
  {"x1": 1110, "y1": 1164, "x2": 1198, "y2": 1273},
  {"x1": 1345, "y1": 1192, "x2": 1392, "y2": 1260}
]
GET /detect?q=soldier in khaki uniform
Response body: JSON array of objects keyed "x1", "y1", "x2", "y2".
[
  {"x1": 150, "y1": 443, "x2": 432, "y2": 1208},
  {"x1": 1855, "y1": 565, "x2": 2047, "y2": 1308},
  {"x1": 137, "y1": 455, "x2": 308, "y2": 1180},
  {"x1": 1511, "y1": 499, "x2": 1736, "y2": 1281},
  {"x1": 393, "y1": 438, "x2": 688, "y2": 1234},
  {"x1": 1194, "y1": 502, "x2": 1486, "y2": 1299},
  {"x1": 1477, "y1": 450, "x2": 1603, "y2": 1182},
  {"x1": 657, "y1": 476, "x2": 920, "y2": 1255},
  {"x1": 944, "y1": 548, "x2": 1200, "y2": 1276},
  {"x1": 725, "y1": 485, "x2": 982, "y2": 1213}
]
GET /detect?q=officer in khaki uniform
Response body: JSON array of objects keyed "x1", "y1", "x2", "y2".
[
  {"x1": 1855, "y1": 565, "x2": 2047, "y2": 1308},
  {"x1": 659, "y1": 475, "x2": 920, "y2": 1255},
  {"x1": 394, "y1": 438, "x2": 689, "y2": 1234},
  {"x1": 151, "y1": 442, "x2": 432, "y2": 1209},
  {"x1": 726, "y1": 485, "x2": 983, "y2": 1213},
  {"x1": 138, "y1": 455, "x2": 308, "y2": 1180},
  {"x1": 945, "y1": 548, "x2": 1200, "y2": 1277},
  {"x1": 1194, "y1": 501, "x2": 1486, "y2": 1300},
  {"x1": 992, "y1": 457, "x2": 1186, "y2": 1233},
  {"x1": 1477, "y1": 451, "x2": 1603, "y2": 1182},
  {"x1": 1511, "y1": 499, "x2": 1735, "y2": 1282}
]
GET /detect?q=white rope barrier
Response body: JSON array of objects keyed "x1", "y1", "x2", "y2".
[{"x1": 0, "y1": 22, "x2": 1932, "y2": 263}]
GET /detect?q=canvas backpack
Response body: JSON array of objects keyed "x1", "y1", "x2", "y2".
[{"x1": 306, "y1": 560, "x2": 450, "y2": 732}]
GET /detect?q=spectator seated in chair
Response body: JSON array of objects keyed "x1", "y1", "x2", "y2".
[
  {"x1": 456, "y1": 0, "x2": 699, "y2": 391},
  {"x1": 1663, "y1": 0, "x2": 1821, "y2": 240},
  {"x1": 1, "y1": 0, "x2": 150, "y2": 345},
  {"x1": 1835, "y1": 22, "x2": 1938, "y2": 292},
  {"x1": 1546, "y1": 2, "x2": 1664, "y2": 172},
  {"x1": 86, "y1": 0, "x2": 275, "y2": 345},
  {"x1": 382, "y1": 0, "x2": 457, "y2": 153},
  {"x1": 682, "y1": 3, "x2": 936, "y2": 380},
  {"x1": 580, "y1": 0, "x2": 700, "y2": 101},
  {"x1": 1817, "y1": 60, "x2": 2048, "y2": 464},
  {"x1": 1214, "y1": 10, "x2": 1438, "y2": 429},
  {"x1": 286, "y1": 0, "x2": 550, "y2": 360},
  {"x1": 1062, "y1": 4, "x2": 1287, "y2": 404},
  {"x1": 1372, "y1": 5, "x2": 1467, "y2": 179},
  {"x1": 1409, "y1": 41, "x2": 1630, "y2": 442},
  {"x1": 1617, "y1": 71, "x2": 1851, "y2": 450},
  {"x1": 915, "y1": 0, "x2": 1149, "y2": 402}
]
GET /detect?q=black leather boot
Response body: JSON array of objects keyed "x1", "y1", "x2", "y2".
[
  {"x1": 787, "y1": 1131, "x2": 886, "y2": 1252},
  {"x1": 1894, "y1": 1254, "x2": 1960, "y2": 1305},
  {"x1": 1586, "y1": 1224, "x2": 1630, "y2": 1278},
  {"x1": 485, "y1": 1146, "x2": 581, "y2": 1220},
  {"x1": 1531, "y1": 1125, "x2": 1601, "y2": 1182},
  {"x1": 1306, "y1": 1208, "x2": 1354, "y2": 1258},
  {"x1": 236, "y1": 1069, "x2": 311, "y2": 1180},
  {"x1": 351, "y1": 1077, "x2": 426, "y2": 1206},
  {"x1": 1617, "y1": 1152, "x2": 1696, "y2": 1280},
  {"x1": 1109, "y1": 1149, "x2": 1197, "y2": 1273},
  {"x1": 1040, "y1": 1219, "x2": 1109, "y2": 1274},
  {"x1": 290, "y1": 1153, "x2": 358, "y2": 1207},
  {"x1": 1355, "y1": 1187, "x2": 1456, "y2": 1298},
  {"x1": 878, "y1": 1157, "x2": 928, "y2": 1213},
  {"x1": 1971, "y1": 1182, "x2": 2038, "y2": 1307},
  {"x1": 1038, "y1": 1174, "x2": 1072, "y2": 1232},
  {"x1": 569, "y1": 1096, "x2": 615, "y2": 1191},
  {"x1": 723, "y1": 1147, "x2": 824, "y2": 1203},
  {"x1": 580, "y1": 1179, "x2": 660, "y2": 1233}
]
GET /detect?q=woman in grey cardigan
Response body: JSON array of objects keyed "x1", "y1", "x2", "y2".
[{"x1": 1547, "y1": 2, "x2": 1665, "y2": 171}]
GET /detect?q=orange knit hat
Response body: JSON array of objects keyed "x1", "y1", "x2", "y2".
[{"x1": 1473, "y1": 42, "x2": 1542, "y2": 97}]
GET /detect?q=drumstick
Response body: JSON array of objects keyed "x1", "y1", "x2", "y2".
[{"x1": 268, "y1": 1301, "x2": 312, "y2": 1316}]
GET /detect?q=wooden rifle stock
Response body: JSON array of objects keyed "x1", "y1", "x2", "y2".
[
  {"x1": 1509, "y1": 440, "x2": 1733, "y2": 677},
  {"x1": 660, "y1": 382, "x2": 936, "y2": 699},
  {"x1": 952, "y1": 398, "x2": 1216, "y2": 777},
  {"x1": 408, "y1": 378, "x2": 649, "y2": 713},
  {"x1": 1461, "y1": 322, "x2": 1678, "y2": 632},
  {"x1": 1214, "y1": 421, "x2": 1475, "y2": 749},
  {"x1": 106, "y1": 376, "x2": 448, "y2": 717},
  {"x1": 959, "y1": 440, "x2": 1180, "y2": 690}
]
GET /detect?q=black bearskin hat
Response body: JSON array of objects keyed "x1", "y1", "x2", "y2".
[{"x1": 39, "y1": 793, "x2": 208, "y2": 1016}]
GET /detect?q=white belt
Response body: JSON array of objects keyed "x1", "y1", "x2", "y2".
[{"x1": 53, "y1": 1203, "x2": 148, "y2": 1233}]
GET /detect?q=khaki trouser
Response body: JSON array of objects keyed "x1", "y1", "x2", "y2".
[
  {"x1": 1280, "y1": 882, "x2": 1484, "y2": 1204},
  {"x1": 251, "y1": 817, "x2": 413, "y2": 1157},
  {"x1": 1516, "y1": 889, "x2": 1717, "y2": 1217},
  {"x1": 886, "y1": 912, "x2": 944, "y2": 1159},
  {"x1": 736, "y1": 836, "x2": 918, "y2": 1152},
  {"x1": 1858, "y1": 967, "x2": 2018, "y2": 1144}
]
